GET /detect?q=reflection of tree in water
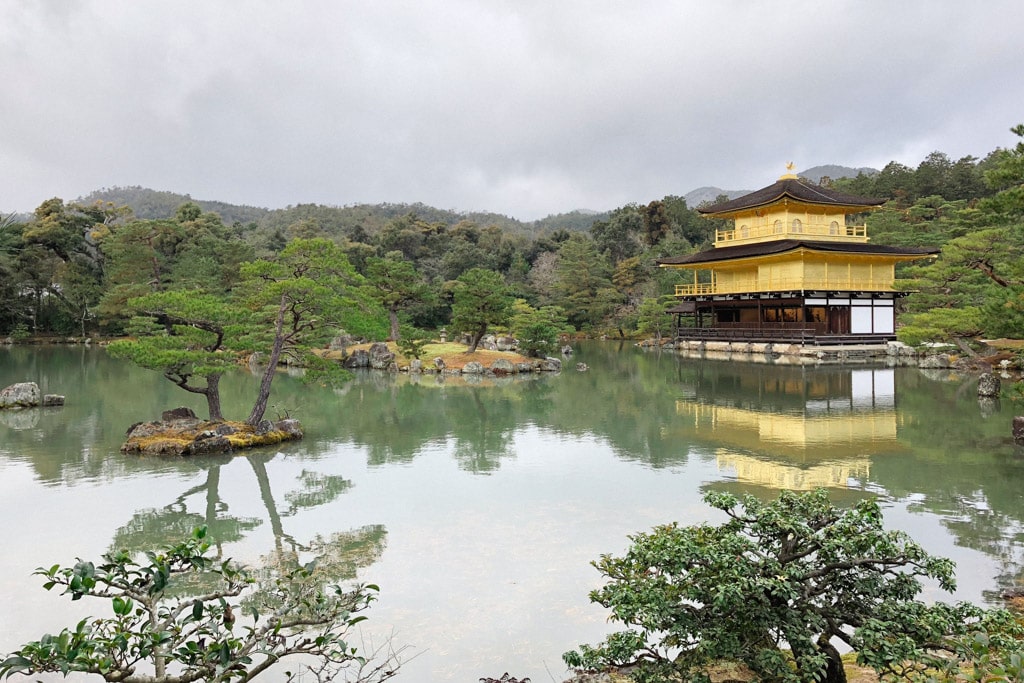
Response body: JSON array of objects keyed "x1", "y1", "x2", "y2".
[
  {"x1": 110, "y1": 456, "x2": 261, "y2": 557},
  {"x1": 866, "y1": 370, "x2": 1024, "y2": 601},
  {"x1": 246, "y1": 452, "x2": 387, "y2": 587},
  {"x1": 111, "y1": 452, "x2": 387, "y2": 585},
  {"x1": 449, "y1": 390, "x2": 515, "y2": 473},
  {"x1": 941, "y1": 505, "x2": 1024, "y2": 602},
  {"x1": 544, "y1": 344, "x2": 693, "y2": 468},
  {"x1": 327, "y1": 375, "x2": 557, "y2": 472}
]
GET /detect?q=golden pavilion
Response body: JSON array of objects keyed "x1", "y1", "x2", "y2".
[{"x1": 657, "y1": 170, "x2": 939, "y2": 343}]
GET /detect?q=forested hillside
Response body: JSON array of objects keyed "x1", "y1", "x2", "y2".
[
  {"x1": 2, "y1": 126, "x2": 1021, "y2": 347},
  {"x1": 76, "y1": 187, "x2": 612, "y2": 243}
]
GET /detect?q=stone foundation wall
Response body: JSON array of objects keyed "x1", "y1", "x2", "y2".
[{"x1": 653, "y1": 340, "x2": 920, "y2": 366}]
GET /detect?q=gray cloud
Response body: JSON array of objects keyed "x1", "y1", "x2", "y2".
[{"x1": 3, "y1": 0, "x2": 1023, "y2": 219}]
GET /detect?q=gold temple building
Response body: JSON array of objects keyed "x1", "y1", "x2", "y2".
[{"x1": 657, "y1": 171, "x2": 939, "y2": 344}]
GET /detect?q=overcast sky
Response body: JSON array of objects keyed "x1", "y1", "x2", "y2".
[{"x1": 2, "y1": 1, "x2": 1023, "y2": 220}]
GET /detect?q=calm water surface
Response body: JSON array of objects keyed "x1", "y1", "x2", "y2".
[{"x1": 1, "y1": 344, "x2": 1023, "y2": 682}]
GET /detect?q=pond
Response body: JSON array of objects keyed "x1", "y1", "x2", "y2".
[{"x1": 1, "y1": 343, "x2": 1023, "y2": 682}]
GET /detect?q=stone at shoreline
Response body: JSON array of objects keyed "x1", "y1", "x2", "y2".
[
  {"x1": 540, "y1": 357, "x2": 562, "y2": 372},
  {"x1": 368, "y1": 342, "x2": 395, "y2": 369},
  {"x1": 1013, "y1": 416, "x2": 1024, "y2": 446},
  {"x1": 275, "y1": 419, "x2": 303, "y2": 438},
  {"x1": 42, "y1": 394, "x2": 65, "y2": 407},
  {"x1": 343, "y1": 349, "x2": 370, "y2": 369},
  {"x1": 0, "y1": 382, "x2": 41, "y2": 409},
  {"x1": 490, "y1": 359, "x2": 514, "y2": 374},
  {"x1": 978, "y1": 372, "x2": 1001, "y2": 398},
  {"x1": 462, "y1": 361, "x2": 485, "y2": 374},
  {"x1": 920, "y1": 354, "x2": 953, "y2": 369},
  {"x1": 122, "y1": 418, "x2": 303, "y2": 455}
]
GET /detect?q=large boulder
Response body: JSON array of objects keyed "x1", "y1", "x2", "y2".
[
  {"x1": 275, "y1": 419, "x2": 304, "y2": 439},
  {"x1": 978, "y1": 373, "x2": 1001, "y2": 398},
  {"x1": 462, "y1": 361, "x2": 485, "y2": 375},
  {"x1": 343, "y1": 349, "x2": 370, "y2": 369},
  {"x1": 490, "y1": 359, "x2": 515, "y2": 375},
  {"x1": 368, "y1": 342, "x2": 395, "y2": 370},
  {"x1": 0, "y1": 382, "x2": 41, "y2": 409},
  {"x1": 495, "y1": 335, "x2": 516, "y2": 352},
  {"x1": 539, "y1": 357, "x2": 562, "y2": 372},
  {"x1": 328, "y1": 330, "x2": 356, "y2": 351},
  {"x1": 919, "y1": 354, "x2": 953, "y2": 369}
]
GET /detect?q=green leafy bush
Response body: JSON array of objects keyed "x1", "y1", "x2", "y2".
[{"x1": 564, "y1": 489, "x2": 1022, "y2": 683}]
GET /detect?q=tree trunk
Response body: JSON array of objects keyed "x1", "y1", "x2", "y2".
[
  {"x1": 388, "y1": 308, "x2": 401, "y2": 341},
  {"x1": 818, "y1": 636, "x2": 847, "y2": 683},
  {"x1": 247, "y1": 294, "x2": 288, "y2": 426},
  {"x1": 204, "y1": 373, "x2": 224, "y2": 421},
  {"x1": 953, "y1": 336, "x2": 979, "y2": 358},
  {"x1": 466, "y1": 326, "x2": 485, "y2": 353}
]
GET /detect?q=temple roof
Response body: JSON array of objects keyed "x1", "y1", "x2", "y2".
[
  {"x1": 656, "y1": 239, "x2": 939, "y2": 267},
  {"x1": 698, "y1": 178, "x2": 884, "y2": 216}
]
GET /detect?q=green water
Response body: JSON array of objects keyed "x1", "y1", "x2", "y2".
[{"x1": 1, "y1": 344, "x2": 1022, "y2": 681}]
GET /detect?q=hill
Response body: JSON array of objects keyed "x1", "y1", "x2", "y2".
[
  {"x1": 798, "y1": 164, "x2": 878, "y2": 184},
  {"x1": 77, "y1": 186, "x2": 271, "y2": 225},
  {"x1": 684, "y1": 186, "x2": 751, "y2": 208},
  {"x1": 74, "y1": 166, "x2": 875, "y2": 241},
  {"x1": 75, "y1": 186, "x2": 611, "y2": 239}
]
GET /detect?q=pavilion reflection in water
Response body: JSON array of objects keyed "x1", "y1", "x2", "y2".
[{"x1": 671, "y1": 365, "x2": 902, "y2": 489}]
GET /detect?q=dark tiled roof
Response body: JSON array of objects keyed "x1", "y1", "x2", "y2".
[
  {"x1": 656, "y1": 240, "x2": 939, "y2": 266},
  {"x1": 698, "y1": 178, "x2": 884, "y2": 215}
]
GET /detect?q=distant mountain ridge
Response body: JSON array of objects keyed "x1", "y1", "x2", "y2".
[
  {"x1": 682, "y1": 164, "x2": 878, "y2": 210},
  {"x1": 799, "y1": 164, "x2": 878, "y2": 184},
  {"x1": 75, "y1": 186, "x2": 611, "y2": 237},
  {"x1": 74, "y1": 164, "x2": 877, "y2": 236}
]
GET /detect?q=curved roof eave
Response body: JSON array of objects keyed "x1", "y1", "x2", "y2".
[
  {"x1": 697, "y1": 178, "x2": 885, "y2": 217},
  {"x1": 656, "y1": 240, "x2": 940, "y2": 267}
]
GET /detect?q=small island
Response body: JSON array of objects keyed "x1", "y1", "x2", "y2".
[{"x1": 121, "y1": 407, "x2": 304, "y2": 456}]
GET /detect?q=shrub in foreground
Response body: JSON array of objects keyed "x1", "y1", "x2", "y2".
[{"x1": 564, "y1": 489, "x2": 1024, "y2": 683}]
